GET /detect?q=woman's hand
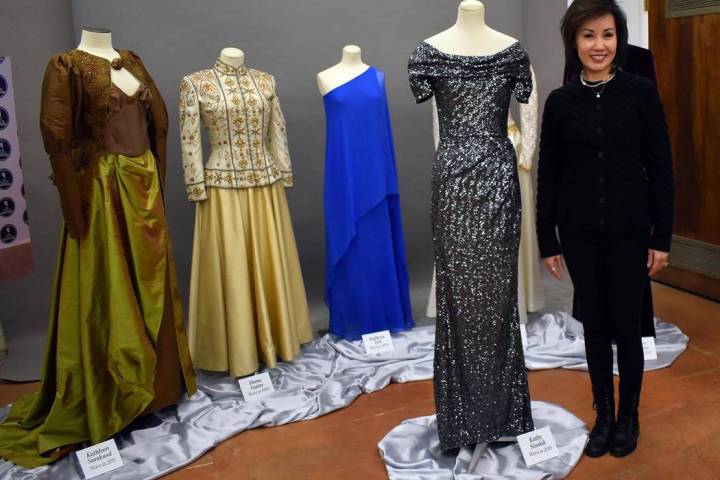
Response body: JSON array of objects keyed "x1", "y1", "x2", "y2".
[
  {"x1": 544, "y1": 255, "x2": 564, "y2": 280},
  {"x1": 647, "y1": 249, "x2": 669, "y2": 276}
]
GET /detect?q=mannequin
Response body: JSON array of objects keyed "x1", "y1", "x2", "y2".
[
  {"x1": 219, "y1": 47, "x2": 245, "y2": 68},
  {"x1": 408, "y1": 0, "x2": 535, "y2": 452},
  {"x1": 0, "y1": 31, "x2": 197, "y2": 468},
  {"x1": 425, "y1": 0, "x2": 517, "y2": 56},
  {"x1": 424, "y1": 0, "x2": 544, "y2": 323},
  {"x1": 319, "y1": 45, "x2": 413, "y2": 339},
  {"x1": 317, "y1": 45, "x2": 369, "y2": 96},
  {"x1": 180, "y1": 44, "x2": 313, "y2": 377},
  {"x1": 76, "y1": 28, "x2": 140, "y2": 96}
]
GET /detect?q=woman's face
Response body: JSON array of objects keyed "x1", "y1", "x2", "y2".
[{"x1": 575, "y1": 13, "x2": 617, "y2": 78}]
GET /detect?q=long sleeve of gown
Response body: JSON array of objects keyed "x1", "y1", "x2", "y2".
[
  {"x1": 518, "y1": 66, "x2": 538, "y2": 170},
  {"x1": 40, "y1": 54, "x2": 84, "y2": 238},
  {"x1": 179, "y1": 76, "x2": 206, "y2": 202},
  {"x1": 432, "y1": 97, "x2": 440, "y2": 150},
  {"x1": 268, "y1": 76, "x2": 293, "y2": 187}
]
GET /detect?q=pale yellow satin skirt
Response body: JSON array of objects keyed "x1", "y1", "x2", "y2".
[{"x1": 188, "y1": 182, "x2": 313, "y2": 377}]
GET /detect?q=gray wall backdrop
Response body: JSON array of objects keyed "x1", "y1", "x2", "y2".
[
  {"x1": 0, "y1": 0, "x2": 77, "y2": 378},
  {"x1": 0, "y1": 0, "x2": 566, "y2": 379}
]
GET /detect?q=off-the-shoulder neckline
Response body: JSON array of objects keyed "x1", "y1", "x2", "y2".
[{"x1": 419, "y1": 40, "x2": 521, "y2": 59}]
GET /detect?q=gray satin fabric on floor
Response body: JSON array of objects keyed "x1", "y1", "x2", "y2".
[
  {"x1": 0, "y1": 327, "x2": 436, "y2": 480},
  {"x1": 524, "y1": 312, "x2": 688, "y2": 373},
  {"x1": 378, "y1": 400, "x2": 588, "y2": 480},
  {"x1": 0, "y1": 313, "x2": 687, "y2": 479}
]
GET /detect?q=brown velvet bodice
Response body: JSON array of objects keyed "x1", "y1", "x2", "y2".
[
  {"x1": 39, "y1": 49, "x2": 169, "y2": 238},
  {"x1": 104, "y1": 83, "x2": 152, "y2": 157}
]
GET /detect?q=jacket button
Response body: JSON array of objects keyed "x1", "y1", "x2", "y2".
[
  {"x1": 598, "y1": 176, "x2": 606, "y2": 183},
  {"x1": 596, "y1": 104, "x2": 602, "y2": 110},
  {"x1": 598, "y1": 151, "x2": 605, "y2": 158},
  {"x1": 599, "y1": 219, "x2": 606, "y2": 226},
  {"x1": 596, "y1": 126, "x2": 603, "y2": 134}
]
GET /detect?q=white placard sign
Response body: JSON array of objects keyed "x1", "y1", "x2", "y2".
[
  {"x1": 520, "y1": 323, "x2": 528, "y2": 350},
  {"x1": 642, "y1": 336, "x2": 658, "y2": 360},
  {"x1": 362, "y1": 330, "x2": 394, "y2": 355},
  {"x1": 76, "y1": 439, "x2": 123, "y2": 479},
  {"x1": 238, "y1": 371, "x2": 275, "y2": 401},
  {"x1": 517, "y1": 426, "x2": 560, "y2": 466}
]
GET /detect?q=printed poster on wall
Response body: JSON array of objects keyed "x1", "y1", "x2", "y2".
[{"x1": 0, "y1": 56, "x2": 32, "y2": 280}]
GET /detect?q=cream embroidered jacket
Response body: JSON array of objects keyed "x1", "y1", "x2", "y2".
[{"x1": 179, "y1": 59, "x2": 292, "y2": 201}]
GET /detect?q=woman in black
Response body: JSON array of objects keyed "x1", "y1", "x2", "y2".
[{"x1": 537, "y1": 0, "x2": 673, "y2": 458}]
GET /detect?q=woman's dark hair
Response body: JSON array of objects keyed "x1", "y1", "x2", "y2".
[{"x1": 561, "y1": 0, "x2": 629, "y2": 68}]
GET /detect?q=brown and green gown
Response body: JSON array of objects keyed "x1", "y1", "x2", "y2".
[{"x1": 0, "y1": 49, "x2": 196, "y2": 468}]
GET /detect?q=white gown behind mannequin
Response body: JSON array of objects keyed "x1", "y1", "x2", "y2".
[{"x1": 426, "y1": 67, "x2": 545, "y2": 323}]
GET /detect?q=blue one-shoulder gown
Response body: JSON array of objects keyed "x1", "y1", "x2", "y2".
[{"x1": 322, "y1": 67, "x2": 413, "y2": 340}]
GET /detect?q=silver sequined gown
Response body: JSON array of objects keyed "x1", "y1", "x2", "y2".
[{"x1": 408, "y1": 41, "x2": 535, "y2": 450}]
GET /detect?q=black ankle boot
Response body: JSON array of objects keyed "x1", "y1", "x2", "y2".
[
  {"x1": 611, "y1": 389, "x2": 640, "y2": 457},
  {"x1": 585, "y1": 384, "x2": 615, "y2": 457}
]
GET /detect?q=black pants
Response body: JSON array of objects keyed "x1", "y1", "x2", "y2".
[{"x1": 560, "y1": 231, "x2": 649, "y2": 390}]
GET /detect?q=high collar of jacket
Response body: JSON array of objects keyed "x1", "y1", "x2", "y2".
[{"x1": 213, "y1": 59, "x2": 248, "y2": 76}]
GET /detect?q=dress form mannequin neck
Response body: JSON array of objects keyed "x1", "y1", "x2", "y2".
[
  {"x1": 76, "y1": 28, "x2": 140, "y2": 96},
  {"x1": 455, "y1": 0, "x2": 487, "y2": 33},
  {"x1": 338, "y1": 45, "x2": 364, "y2": 67},
  {"x1": 77, "y1": 29, "x2": 119, "y2": 60},
  {"x1": 317, "y1": 45, "x2": 370, "y2": 96},
  {"x1": 219, "y1": 47, "x2": 245, "y2": 68},
  {"x1": 425, "y1": 0, "x2": 517, "y2": 57}
]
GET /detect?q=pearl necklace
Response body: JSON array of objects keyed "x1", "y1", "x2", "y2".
[{"x1": 580, "y1": 70, "x2": 616, "y2": 98}]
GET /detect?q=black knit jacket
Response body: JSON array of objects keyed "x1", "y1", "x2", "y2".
[{"x1": 536, "y1": 70, "x2": 674, "y2": 258}]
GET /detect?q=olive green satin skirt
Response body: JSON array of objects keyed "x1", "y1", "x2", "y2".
[{"x1": 0, "y1": 150, "x2": 196, "y2": 468}]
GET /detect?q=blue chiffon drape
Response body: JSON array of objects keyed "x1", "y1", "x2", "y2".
[{"x1": 322, "y1": 67, "x2": 413, "y2": 340}]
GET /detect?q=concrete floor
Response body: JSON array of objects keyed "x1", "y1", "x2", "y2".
[{"x1": 0, "y1": 282, "x2": 718, "y2": 479}]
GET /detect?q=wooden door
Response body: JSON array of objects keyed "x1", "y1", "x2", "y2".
[{"x1": 648, "y1": 0, "x2": 720, "y2": 300}]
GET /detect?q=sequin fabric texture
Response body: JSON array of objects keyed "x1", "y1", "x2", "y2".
[{"x1": 408, "y1": 41, "x2": 535, "y2": 450}]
